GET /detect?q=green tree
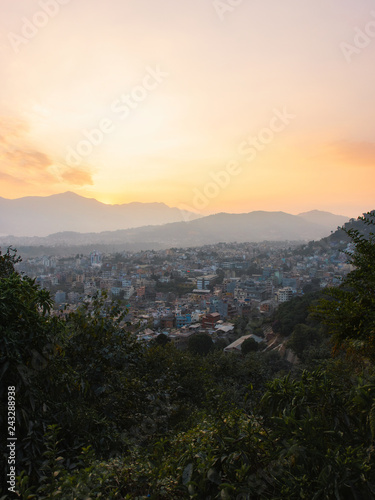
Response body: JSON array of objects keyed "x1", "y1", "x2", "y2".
[
  {"x1": 241, "y1": 337, "x2": 259, "y2": 354},
  {"x1": 153, "y1": 332, "x2": 170, "y2": 346},
  {"x1": 259, "y1": 369, "x2": 375, "y2": 498},
  {"x1": 0, "y1": 246, "x2": 21, "y2": 277},
  {"x1": 273, "y1": 292, "x2": 321, "y2": 336},
  {"x1": 287, "y1": 323, "x2": 324, "y2": 361},
  {"x1": 315, "y1": 213, "x2": 375, "y2": 361},
  {"x1": 0, "y1": 250, "x2": 56, "y2": 481},
  {"x1": 188, "y1": 333, "x2": 214, "y2": 356},
  {"x1": 213, "y1": 338, "x2": 228, "y2": 351}
]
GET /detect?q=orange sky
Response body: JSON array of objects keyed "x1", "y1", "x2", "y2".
[{"x1": 0, "y1": 0, "x2": 374, "y2": 218}]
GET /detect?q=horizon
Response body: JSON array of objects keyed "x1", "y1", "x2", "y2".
[
  {"x1": 0, "y1": 190, "x2": 357, "y2": 219},
  {"x1": 1, "y1": 1, "x2": 374, "y2": 219}
]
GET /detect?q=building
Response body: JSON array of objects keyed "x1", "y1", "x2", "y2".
[
  {"x1": 90, "y1": 250, "x2": 102, "y2": 266},
  {"x1": 160, "y1": 316, "x2": 175, "y2": 329},
  {"x1": 215, "y1": 323, "x2": 235, "y2": 335},
  {"x1": 224, "y1": 334, "x2": 264, "y2": 354},
  {"x1": 196, "y1": 274, "x2": 217, "y2": 290},
  {"x1": 209, "y1": 298, "x2": 237, "y2": 320},
  {"x1": 237, "y1": 303, "x2": 252, "y2": 317},
  {"x1": 67, "y1": 291, "x2": 83, "y2": 304},
  {"x1": 242, "y1": 280, "x2": 269, "y2": 301},
  {"x1": 55, "y1": 290, "x2": 66, "y2": 305},
  {"x1": 123, "y1": 286, "x2": 135, "y2": 299},
  {"x1": 277, "y1": 287, "x2": 293, "y2": 303},
  {"x1": 201, "y1": 312, "x2": 221, "y2": 329},
  {"x1": 176, "y1": 313, "x2": 192, "y2": 329},
  {"x1": 192, "y1": 289, "x2": 211, "y2": 296},
  {"x1": 260, "y1": 301, "x2": 273, "y2": 313}
]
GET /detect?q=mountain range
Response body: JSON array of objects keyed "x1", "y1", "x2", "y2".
[
  {"x1": 0, "y1": 192, "x2": 351, "y2": 250},
  {"x1": 0, "y1": 192, "x2": 200, "y2": 237}
]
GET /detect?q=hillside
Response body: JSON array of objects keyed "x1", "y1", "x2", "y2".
[
  {"x1": 0, "y1": 210, "x2": 351, "y2": 250},
  {"x1": 2, "y1": 216, "x2": 375, "y2": 498}
]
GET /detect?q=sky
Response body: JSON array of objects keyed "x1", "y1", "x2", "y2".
[{"x1": 0, "y1": 0, "x2": 374, "y2": 218}]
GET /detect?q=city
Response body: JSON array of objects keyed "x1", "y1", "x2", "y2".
[
  {"x1": 15, "y1": 233, "x2": 353, "y2": 353},
  {"x1": 2, "y1": 0, "x2": 374, "y2": 496}
]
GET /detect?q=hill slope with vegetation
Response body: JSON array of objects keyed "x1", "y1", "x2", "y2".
[{"x1": 1, "y1": 213, "x2": 375, "y2": 498}]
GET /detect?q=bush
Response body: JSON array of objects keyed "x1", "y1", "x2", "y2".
[
  {"x1": 241, "y1": 337, "x2": 259, "y2": 354},
  {"x1": 188, "y1": 333, "x2": 214, "y2": 356}
]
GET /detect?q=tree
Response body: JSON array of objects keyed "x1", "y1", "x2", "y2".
[
  {"x1": 272, "y1": 292, "x2": 321, "y2": 336},
  {"x1": 234, "y1": 316, "x2": 248, "y2": 336},
  {"x1": 188, "y1": 333, "x2": 214, "y2": 356},
  {"x1": 213, "y1": 338, "x2": 228, "y2": 351},
  {"x1": 0, "y1": 246, "x2": 21, "y2": 278},
  {"x1": 315, "y1": 213, "x2": 375, "y2": 361},
  {"x1": 0, "y1": 250, "x2": 55, "y2": 481},
  {"x1": 241, "y1": 337, "x2": 259, "y2": 354},
  {"x1": 153, "y1": 333, "x2": 170, "y2": 347},
  {"x1": 286, "y1": 323, "x2": 325, "y2": 362}
]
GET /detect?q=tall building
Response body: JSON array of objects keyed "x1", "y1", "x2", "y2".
[
  {"x1": 196, "y1": 274, "x2": 217, "y2": 290},
  {"x1": 55, "y1": 290, "x2": 66, "y2": 305},
  {"x1": 90, "y1": 250, "x2": 102, "y2": 266},
  {"x1": 277, "y1": 287, "x2": 293, "y2": 303}
]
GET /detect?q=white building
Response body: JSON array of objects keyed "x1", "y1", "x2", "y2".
[
  {"x1": 123, "y1": 286, "x2": 135, "y2": 299},
  {"x1": 90, "y1": 250, "x2": 102, "y2": 266},
  {"x1": 277, "y1": 287, "x2": 293, "y2": 303},
  {"x1": 196, "y1": 274, "x2": 217, "y2": 290}
]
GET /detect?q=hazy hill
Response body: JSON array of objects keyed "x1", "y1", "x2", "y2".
[
  {"x1": 297, "y1": 210, "x2": 349, "y2": 231},
  {"x1": 0, "y1": 192, "x2": 200, "y2": 237},
  {"x1": 0, "y1": 210, "x2": 351, "y2": 251},
  {"x1": 321, "y1": 211, "x2": 375, "y2": 246}
]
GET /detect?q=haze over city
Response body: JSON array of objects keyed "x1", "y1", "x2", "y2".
[{"x1": 1, "y1": 0, "x2": 374, "y2": 219}]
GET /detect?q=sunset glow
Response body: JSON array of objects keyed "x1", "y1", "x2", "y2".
[{"x1": 1, "y1": 0, "x2": 374, "y2": 217}]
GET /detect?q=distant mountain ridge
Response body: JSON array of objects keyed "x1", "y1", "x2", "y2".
[
  {"x1": 0, "y1": 205, "x2": 352, "y2": 250},
  {"x1": 0, "y1": 192, "x2": 200, "y2": 237},
  {"x1": 298, "y1": 210, "x2": 348, "y2": 231}
]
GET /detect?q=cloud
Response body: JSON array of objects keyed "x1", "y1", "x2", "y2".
[
  {"x1": 329, "y1": 141, "x2": 375, "y2": 167},
  {"x1": 0, "y1": 116, "x2": 94, "y2": 193},
  {"x1": 0, "y1": 117, "x2": 29, "y2": 139},
  {"x1": 60, "y1": 167, "x2": 94, "y2": 186},
  {"x1": 0, "y1": 171, "x2": 28, "y2": 185},
  {"x1": 5, "y1": 149, "x2": 52, "y2": 171}
]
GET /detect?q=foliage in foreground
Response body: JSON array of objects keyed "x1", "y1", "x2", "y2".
[
  {"x1": 2, "y1": 214, "x2": 375, "y2": 498},
  {"x1": 14, "y1": 368, "x2": 375, "y2": 499}
]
